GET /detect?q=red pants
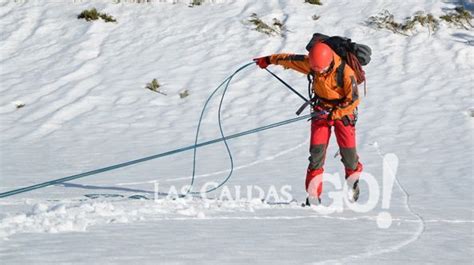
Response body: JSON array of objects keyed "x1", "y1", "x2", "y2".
[{"x1": 305, "y1": 117, "x2": 363, "y2": 198}]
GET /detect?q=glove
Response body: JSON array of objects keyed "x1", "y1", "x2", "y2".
[
  {"x1": 310, "y1": 106, "x2": 331, "y2": 121},
  {"x1": 342, "y1": 113, "x2": 357, "y2": 126},
  {"x1": 253, "y1": 56, "x2": 271, "y2": 69}
]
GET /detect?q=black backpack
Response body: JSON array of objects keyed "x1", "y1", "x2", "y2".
[{"x1": 305, "y1": 33, "x2": 372, "y2": 88}]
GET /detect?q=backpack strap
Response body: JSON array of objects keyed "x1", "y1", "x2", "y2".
[
  {"x1": 307, "y1": 70, "x2": 315, "y2": 99},
  {"x1": 336, "y1": 60, "x2": 345, "y2": 88},
  {"x1": 332, "y1": 76, "x2": 359, "y2": 110}
]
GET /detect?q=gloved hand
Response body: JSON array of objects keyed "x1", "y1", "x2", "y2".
[{"x1": 253, "y1": 56, "x2": 271, "y2": 69}]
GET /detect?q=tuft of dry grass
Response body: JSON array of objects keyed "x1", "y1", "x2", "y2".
[
  {"x1": 440, "y1": 7, "x2": 473, "y2": 30},
  {"x1": 13, "y1": 101, "x2": 25, "y2": 109},
  {"x1": 247, "y1": 13, "x2": 285, "y2": 37},
  {"x1": 146, "y1": 79, "x2": 166, "y2": 95},
  {"x1": 367, "y1": 10, "x2": 438, "y2": 35},
  {"x1": 189, "y1": 0, "x2": 204, "y2": 7},
  {"x1": 402, "y1": 11, "x2": 439, "y2": 33},
  {"x1": 304, "y1": 0, "x2": 322, "y2": 6},
  {"x1": 367, "y1": 7, "x2": 473, "y2": 36},
  {"x1": 179, "y1": 90, "x2": 190, "y2": 99},
  {"x1": 78, "y1": 8, "x2": 117, "y2": 23}
]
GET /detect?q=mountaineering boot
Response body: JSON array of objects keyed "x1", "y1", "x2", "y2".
[
  {"x1": 303, "y1": 196, "x2": 321, "y2": 207},
  {"x1": 345, "y1": 162, "x2": 362, "y2": 202},
  {"x1": 349, "y1": 179, "x2": 360, "y2": 202}
]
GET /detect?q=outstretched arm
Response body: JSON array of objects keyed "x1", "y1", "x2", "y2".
[{"x1": 254, "y1": 54, "x2": 312, "y2": 75}]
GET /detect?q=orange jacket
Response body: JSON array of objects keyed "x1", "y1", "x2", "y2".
[{"x1": 268, "y1": 52, "x2": 360, "y2": 120}]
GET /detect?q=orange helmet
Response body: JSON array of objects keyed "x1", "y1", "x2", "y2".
[{"x1": 308, "y1": 42, "x2": 334, "y2": 72}]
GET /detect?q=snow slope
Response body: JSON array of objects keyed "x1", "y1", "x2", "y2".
[{"x1": 0, "y1": 0, "x2": 473, "y2": 264}]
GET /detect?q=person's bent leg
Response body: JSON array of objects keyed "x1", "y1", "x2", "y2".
[
  {"x1": 306, "y1": 119, "x2": 331, "y2": 199},
  {"x1": 334, "y1": 118, "x2": 363, "y2": 182}
]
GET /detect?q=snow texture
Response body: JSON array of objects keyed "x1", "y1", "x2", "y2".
[{"x1": 0, "y1": 0, "x2": 473, "y2": 264}]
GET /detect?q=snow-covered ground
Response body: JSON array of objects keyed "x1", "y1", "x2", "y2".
[{"x1": 0, "y1": 0, "x2": 473, "y2": 264}]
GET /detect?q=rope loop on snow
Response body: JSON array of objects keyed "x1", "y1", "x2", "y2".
[{"x1": 0, "y1": 62, "x2": 312, "y2": 199}]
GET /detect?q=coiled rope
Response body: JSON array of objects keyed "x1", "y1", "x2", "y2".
[
  {"x1": 187, "y1": 62, "x2": 251, "y2": 195},
  {"x1": 0, "y1": 62, "x2": 313, "y2": 198}
]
